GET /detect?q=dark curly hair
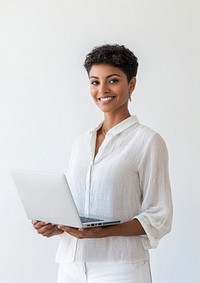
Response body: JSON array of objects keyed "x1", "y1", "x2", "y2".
[{"x1": 84, "y1": 44, "x2": 138, "y2": 82}]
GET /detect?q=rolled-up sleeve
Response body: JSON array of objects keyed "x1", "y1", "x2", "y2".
[{"x1": 134, "y1": 133, "x2": 173, "y2": 249}]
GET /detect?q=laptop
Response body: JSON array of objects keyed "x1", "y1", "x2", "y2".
[{"x1": 10, "y1": 170, "x2": 121, "y2": 228}]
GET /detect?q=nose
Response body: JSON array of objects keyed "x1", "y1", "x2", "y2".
[{"x1": 98, "y1": 82, "x2": 109, "y2": 95}]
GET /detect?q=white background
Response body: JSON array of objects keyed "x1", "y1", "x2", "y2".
[{"x1": 0, "y1": 0, "x2": 200, "y2": 282}]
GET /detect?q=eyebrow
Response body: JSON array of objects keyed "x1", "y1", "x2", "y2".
[{"x1": 89, "y1": 74, "x2": 121, "y2": 79}]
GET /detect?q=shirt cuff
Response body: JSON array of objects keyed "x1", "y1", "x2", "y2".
[{"x1": 133, "y1": 217, "x2": 159, "y2": 249}]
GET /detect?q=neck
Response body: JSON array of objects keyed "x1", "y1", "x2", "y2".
[{"x1": 102, "y1": 110, "x2": 131, "y2": 133}]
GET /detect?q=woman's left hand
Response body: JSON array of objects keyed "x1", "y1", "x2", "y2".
[{"x1": 58, "y1": 225, "x2": 104, "y2": 239}]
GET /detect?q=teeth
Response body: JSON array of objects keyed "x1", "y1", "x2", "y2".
[{"x1": 99, "y1": 97, "x2": 114, "y2": 102}]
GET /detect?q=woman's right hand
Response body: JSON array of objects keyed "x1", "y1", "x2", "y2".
[{"x1": 32, "y1": 220, "x2": 64, "y2": 238}]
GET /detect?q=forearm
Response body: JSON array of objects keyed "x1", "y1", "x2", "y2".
[
  {"x1": 59, "y1": 219, "x2": 146, "y2": 239},
  {"x1": 100, "y1": 219, "x2": 146, "y2": 237}
]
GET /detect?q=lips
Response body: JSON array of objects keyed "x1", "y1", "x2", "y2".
[{"x1": 98, "y1": 96, "x2": 115, "y2": 103}]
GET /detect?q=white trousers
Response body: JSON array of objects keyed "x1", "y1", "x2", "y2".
[{"x1": 57, "y1": 261, "x2": 152, "y2": 283}]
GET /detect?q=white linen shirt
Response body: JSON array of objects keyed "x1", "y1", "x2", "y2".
[{"x1": 56, "y1": 115, "x2": 173, "y2": 263}]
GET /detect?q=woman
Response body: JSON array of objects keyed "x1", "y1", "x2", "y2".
[{"x1": 32, "y1": 44, "x2": 173, "y2": 283}]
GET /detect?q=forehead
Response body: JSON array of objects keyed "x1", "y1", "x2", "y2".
[{"x1": 89, "y1": 64, "x2": 126, "y2": 78}]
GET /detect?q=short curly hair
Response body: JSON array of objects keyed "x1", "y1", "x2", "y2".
[{"x1": 84, "y1": 44, "x2": 138, "y2": 82}]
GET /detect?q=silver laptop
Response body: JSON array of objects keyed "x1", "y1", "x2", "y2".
[{"x1": 10, "y1": 170, "x2": 121, "y2": 228}]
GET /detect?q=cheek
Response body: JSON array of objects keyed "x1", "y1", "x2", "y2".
[
  {"x1": 117, "y1": 87, "x2": 129, "y2": 100},
  {"x1": 90, "y1": 90, "x2": 94, "y2": 99},
  {"x1": 90, "y1": 88, "x2": 97, "y2": 99}
]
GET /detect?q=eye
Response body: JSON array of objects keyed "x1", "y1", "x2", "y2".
[
  {"x1": 90, "y1": 80, "x2": 100, "y2": 86},
  {"x1": 109, "y1": 78, "x2": 119, "y2": 84}
]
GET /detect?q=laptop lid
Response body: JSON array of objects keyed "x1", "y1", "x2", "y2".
[{"x1": 11, "y1": 170, "x2": 120, "y2": 228}]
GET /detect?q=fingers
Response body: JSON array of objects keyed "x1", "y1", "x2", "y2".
[
  {"x1": 32, "y1": 221, "x2": 61, "y2": 237},
  {"x1": 45, "y1": 227, "x2": 60, "y2": 237},
  {"x1": 58, "y1": 225, "x2": 103, "y2": 239},
  {"x1": 32, "y1": 221, "x2": 103, "y2": 238},
  {"x1": 32, "y1": 220, "x2": 47, "y2": 229},
  {"x1": 40, "y1": 225, "x2": 59, "y2": 237}
]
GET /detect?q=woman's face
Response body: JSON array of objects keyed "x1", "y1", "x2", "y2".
[{"x1": 89, "y1": 64, "x2": 136, "y2": 115}]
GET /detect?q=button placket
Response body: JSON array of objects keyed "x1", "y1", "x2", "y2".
[
  {"x1": 84, "y1": 132, "x2": 96, "y2": 215},
  {"x1": 84, "y1": 133, "x2": 112, "y2": 215}
]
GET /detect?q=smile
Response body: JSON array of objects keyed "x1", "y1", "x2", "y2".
[{"x1": 98, "y1": 96, "x2": 115, "y2": 103}]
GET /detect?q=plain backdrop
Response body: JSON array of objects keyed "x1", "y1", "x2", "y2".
[{"x1": 0, "y1": 0, "x2": 200, "y2": 282}]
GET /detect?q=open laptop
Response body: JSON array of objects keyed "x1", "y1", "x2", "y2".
[{"x1": 10, "y1": 170, "x2": 121, "y2": 228}]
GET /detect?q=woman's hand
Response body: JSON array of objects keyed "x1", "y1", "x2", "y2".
[
  {"x1": 32, "y1": 220, "x2": 64, "y2": 238},
  {"x1": 58, "y1": 225, "x2": 104, "y2": 239}
]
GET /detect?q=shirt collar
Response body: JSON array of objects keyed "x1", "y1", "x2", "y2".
[{"x1": 90, "y1": 115, "x2": 139, "y2": 137}]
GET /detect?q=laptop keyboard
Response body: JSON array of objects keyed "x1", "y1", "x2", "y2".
[{"x1": 80, "y1": 216, "x2": 103, "y2": 223}]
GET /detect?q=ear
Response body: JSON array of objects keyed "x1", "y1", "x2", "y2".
[{"x1": 129, "y1": 77, "x2": 136, "y2": 93}]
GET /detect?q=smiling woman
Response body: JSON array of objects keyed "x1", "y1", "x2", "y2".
[
  {"x1": 88, "y1": 64, "x2": 136, "y2": 119},
  {"x1": 32, "y1": 44, "x2": 173, "y2": 283}
]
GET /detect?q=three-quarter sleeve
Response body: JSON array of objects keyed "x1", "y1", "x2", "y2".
[{"x1": 134, "y1": 133, "x2": 173, "y2": 249}]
